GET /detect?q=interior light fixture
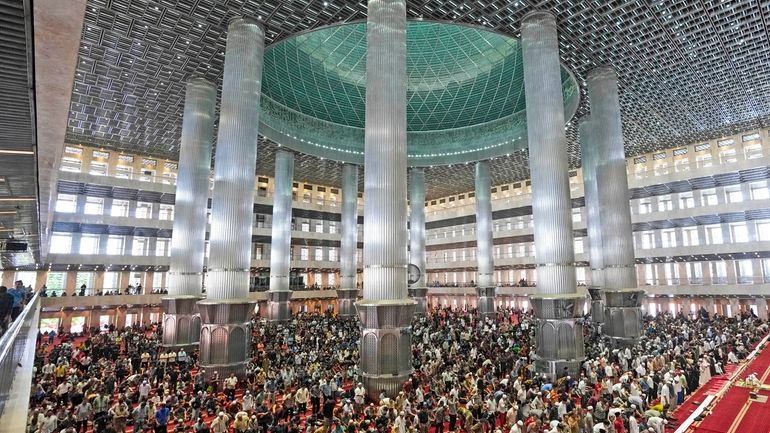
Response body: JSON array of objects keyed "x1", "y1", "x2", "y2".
[
  {"x1": 0, "y1": 149, "x2": 34, "y2": 155},
  {"x1": 0, "y1": 197, "x2": 36, "y2": 202},
  {"x1": 0, "y1": 211, "x2": 17, "y2": 215}
]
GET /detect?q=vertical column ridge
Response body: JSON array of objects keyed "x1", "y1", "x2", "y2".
[
  {"x1": 267, "y1": 149, "x2": 294, "y2": 321},
  {"x1": 162, "y1": 77, "x2": 215, "y2": 348},
  {"x1": 475, "y1": 160, "x2": 496, "y2": 317},
  {"x1": 205, "y1": 18, "x2": 264, "y2": 301},
  {"x1": 408, "y1": 168, "x2": 428, "y2": 315},
  {"x1": 338, "y1": 164, "x2": 360, "y2": 316},
  {"x1": 522, "y1": 11, "x2": 584, "y2": 378}
]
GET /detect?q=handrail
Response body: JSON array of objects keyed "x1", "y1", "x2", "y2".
[{"x1": 0, "y1": 293, "x2": 40, "y2": 425}]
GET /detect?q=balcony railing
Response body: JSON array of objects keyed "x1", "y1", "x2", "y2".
[
  {"x1": 0, "y1": 294, "x2": 40, "y2": 430},
  {"x1": 640, "y1": 276, "x2": 770, "y2": 286}
]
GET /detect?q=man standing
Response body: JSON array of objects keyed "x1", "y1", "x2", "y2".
[
  {"x1": 154, "y1": 402, "x2": 170, "y2": 433},
  {"x1": 224, "y1": 373, "x2": 238, "y2": 400},
  {"x1": 0, "y1": 286, "x2": 13, "y2": 331},
  {"x1": 9, "y1": 280, "x2": 26, "y2": 320},
  {"x1": 75, "y1": 399, "x2": 92, "y2": 433}
]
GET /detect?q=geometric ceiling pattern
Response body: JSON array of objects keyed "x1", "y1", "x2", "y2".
[
  {"x1": 65, "y1": 0, "x2": 770, "y2": 199},
  {"x1": 260, "y1": 20, "x2": 578, "y2": 165}
]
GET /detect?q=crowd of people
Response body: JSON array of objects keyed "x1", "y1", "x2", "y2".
[{"x1": 25, "y1": 303, "x2": 768, "y2": 433}]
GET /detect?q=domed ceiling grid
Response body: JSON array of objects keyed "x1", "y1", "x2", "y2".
[{"x1": 64, "y1": 0, "x2": 770, "y2": 199}]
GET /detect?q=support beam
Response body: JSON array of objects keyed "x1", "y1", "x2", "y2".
[
  {"x1": 408, "y1": 168, "x2": 428, "y2": 315},
  {"x1": 267, "y1": 149, "x2": 294, "y2": 321},
  {"x1": 357, "y1": 0, "x2": 415, "y2": 401},
  {"x1": 338, "y1": 164, "x2": 360, "y2": 317},
  {"x1": 198, "y1": 17, "x2": 263, "y2": 380},
  {"x1": 475, "y1": 160, "x2": 496, "y2": 318},
  {"x1": 521, "y1": 11, "x2": 584, "y2": 378},
  {"x1": 162, "y1": 78, "x2": 215, "y2": 348}
]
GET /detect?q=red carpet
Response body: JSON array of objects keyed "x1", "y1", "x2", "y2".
[
  {"x1": 667, "y1": 365, "x2": 736, "y2": 431},
  {"x1": 690, "y1": 339, "x2": 770, "y2": 433}
]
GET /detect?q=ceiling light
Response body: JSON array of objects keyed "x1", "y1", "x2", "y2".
[
  {"x1": 0, "y1": 197, "x2": 35, "y2": 202},
  {"x1": 0, "y1": 149, "x2": 33, "y2": 155},
  {"x1": 0, "y1": 211, "x2": 17, "y2": 215}
]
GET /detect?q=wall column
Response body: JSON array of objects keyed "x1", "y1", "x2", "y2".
[
  {"x1": 581, "y1": 117, "x2": 604, "y2": 323},
  {"x1": 474, "y1": 160, "x2": 496, "y2": 318},
  {"x1": 162, "y1": 78, "x2": 215, "y2": 348},
  {"x1": 198, "y1": 17, "x2": 263, "y2": 381},
  {"x1": 408, "y1": 168, "x2": 428, "y2": 315},
  {"x1": 588, "y1": 66, "x2": 643, "y2": 344},
  {"x1": 357, "y1": 0, "x2": 415, "y2": 401},
  {"x1": 338, "y1": 164, "x2": 359, "y2": 316},
  {"x1": 521, "y1": 11, "x2": 584, "y2": 378},
  {"x1": 267, "y1": 149, "x2": 294, "y2": 321}
]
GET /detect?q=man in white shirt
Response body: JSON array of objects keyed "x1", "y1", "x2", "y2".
[
  {"x1": 224, "y1": 373, "x2": 238, "y2": 399},
  {"x1": 646, "y1": 416, "x2": 667, "y2": 433}
]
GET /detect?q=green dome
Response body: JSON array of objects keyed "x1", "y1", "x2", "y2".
[{"x1": 259, "y1": 20, "x2": 580, "y2": 166}]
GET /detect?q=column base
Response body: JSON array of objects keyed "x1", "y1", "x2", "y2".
[
  {"x1": 161, "y1": 296, "x2": 203, "y2": 348},
  {"x1": 476, "y1": 286, "x2": 496, "y2": 318},
  {"x1": 356, "y1": 299, "x2": 416, "y2": 401},
  {"x1": 197, "y1": 299, "x2": 256, "y2": 381},
  {"x1": 604, "y1": 289, "x2": 644, "y2": 345},
  {"x1": 530, "y1": 294, "x2": 586, "y2": 380},
  {"x1": 408, "y1": 287, "x2": 428, "y2": 316},
  {"x1": 337, "y1": 288, "x2": 359, "y2": 317},
  {"x1": 587, "y1": 286, "x2": 605, "y2": 324},
  {"x1": 266, "y1": 290, "x2": 292, "y2": 322}
]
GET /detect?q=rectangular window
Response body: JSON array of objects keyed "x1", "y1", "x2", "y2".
[
  {"x1": 60, "y1": 157, "x2": 82, "y2": 173},
  {"x1": 757, "y1": 221, "x2": 770, "y2": 241},
  {"x1": 678, "y1": 193, "x2": 694, "y2": 209},
  {"x1": 50, "y1": 233, "x2": 72, "y2": 254},
  {"x1": 657, "y1": 196, "x2": 673, "y2": 212},
  {"x1": 84, "y1": 197, "x2": 104, "y2": 215},
  {"x1": 725, "y1": 186, "x2": 743, "y2": 203},
  {"x1": 103, "y1": 272, "x2": 120, "y2": 291},
  {"x1": 45, "y1": 272, "x2": 66, "y2": 295},
  {"x1": 301, "y1": 222, "x2": 310, "y2": 232},
  {"x1": 701, "y1": 189, "x2": 718, "y2": 206},
  {"x1": 55, "y1": 194, "x2": 78, "y2": 213},
  {"x1": 571, "y1": 208, "x2": 582, "y2": 223},
  {"x1": 705, "y1": 225, "x2": 723, "y2": 244},
  {"x1": 744, "y1": 142, "x2": 763, "y2": 159},
  {"x1": 718, "y1": 138, "x2": 736, "y2": 147},
  {"x1": 115, "y1": 165, "x2": 133, "y2": 179},
  {"x1": 737, "y1": 260, "x2": 754, "y2": 283},
  {"x1": 315, "y1": 223, "x2": 324, "y2": 233},
  {"x1": 328, "y1": 223, "x2": 338, "y2": 234},
  {"x1": 742, "y1": 133, "x2": 760, "y2": 142},
  {"x1": 132, "y1": 237, "x2": 148, "y2": 256},
  {"x1": 328, "y1": 248, "x2": 338, "y2": 261},
  {"x1": 79, "y1": 234, "x2": 99, "y2": 255},
  {"x1": 661, "y1": 229, "x2": 676, "y2": 248},
  {"x1": 159, "y1": 204, "x2": 174, "y2": 220},
  {"x1": 638, "y1": 199, "x2": 652, "y2": 215},
  {"x1": 640, "y1": 231, "x2": 654, "y2": 249},
  {"x1": 719, "y1": 147, "x2": 737, "y2": 163},
  {"x1": 106, "y1": 236, "x2": 124, "y2": 255},
  {"x1": 750, "y1": 182, "x2": 769, "y2": 200},
  {"x1": 111, "y1": 199, "x2": 129, "y2": 217},
  {"x1": 314, "y1": 248, "x2": 324, "y2": 261},
  {"x1": 300, "y1": 248, "x2": 309, "y2": 261},
  {"x1": 135, "y1": 202, "x2": 153, "y2": 218},
  {"x1": 694, "y1": 143, "x2": 711, "y2": 152},
  {"x1": 89, "y1": 162, "x2": 108, "y2": 176},
  {"x1": 682, "y1": 227, "x2": 699, "y2": 246},
  {"x1": 155, "y1": 239, "x2": 170, "y2": 257},
  {"x1": 574, "y1": 238, "x2": 584, "y2": 254},
  {"x1": 730, "y1": 223, "x2": 749, "y2": 243},
  {"x1": 76, "y1": 272, "x2": 94, "y2": 292}
]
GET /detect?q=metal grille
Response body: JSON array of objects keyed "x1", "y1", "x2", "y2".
[{"x1": 62, "y1": 0, "x2": 770, "y2": 200}]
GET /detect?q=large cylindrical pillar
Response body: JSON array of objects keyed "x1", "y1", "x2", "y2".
[
  {"x1": 267, "y1": 149, "x2": 294, "y2": 321},
  {"x1": 198, "y1": 17, "x2": 263, "y2": 380},
  {"x1": 408, "y1": 168, "x2": 428, "y2": 315},
  {"x1": 338, "y1": 164, "x2": 360, "y2": 317},
  {"x1": 580, "y1": 118, "x2": 605, "y2": 324},
  {"x1": 521, "y1": 11, "x2": 584, "y2": 378},
  {"x1": 475, "y1": 160, "x2": 496, "y2": 318},
  {"x1": 588, "y1": 66, "x2": 642, "y2": 343},
  {"x1": 162, "y1": 78, "x2": 215, "y2": 348},
  {"x1": 356, "y1": 0, "x2": 415, "y2": 401}
]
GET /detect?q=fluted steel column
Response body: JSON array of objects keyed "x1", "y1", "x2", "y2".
[
  {"x1": 580, "y1": 118, "x2": 605, "y2": 324},
  {"x1": 198, "y1": 17, "x2": 262, "y2": 381},
  {"x1": 408, "y1": 168, "x2": 428, "y2": 315},
  {"x1": 588, "y1": 66, "x2": 642, "y2": 343},
  {"x1": 357, "y1": 0, "x2": 415, "y2": 401},
  {"x1": 162, "y1": 78, "x2": 215, "y2": 348},
  {"x1": 521, "y1": 11, "x2": 584, "y2": 378},
  {"x1": 267, "y1": 149, "x2": 294, "y2": 321},
  {"x1": 475, "y1": 160, "x2": 496, "y2": 318},
  {"x1": 338, "y1": 164, "x2": 360, "y2": 317}
]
